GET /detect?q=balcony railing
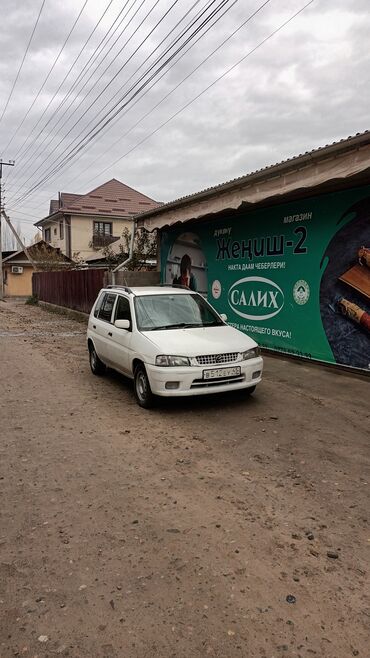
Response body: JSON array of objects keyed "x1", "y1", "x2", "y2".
[{"x1": 91, "y1": 233, "x2": 119, "y2": 249}]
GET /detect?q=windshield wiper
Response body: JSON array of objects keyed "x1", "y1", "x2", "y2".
[
  {"x1": 146, "y1": 323, "x2": 188, "y2": 331},
  {"x1": 146, "y1": 322, "x2": 202, "y2": 331},
  {"x1": 143, "y1": 321, "x2": 222, "y2": 331},
  {"x1": 202, "y1": 321, "x2": 223, "y2": 326}
]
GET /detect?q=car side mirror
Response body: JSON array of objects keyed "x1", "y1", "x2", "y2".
[
  {"x1": 114, "y1": 319, "x2": 130, "y2": 330},
  {"x1": 220, "y1": 313, "x2": 227, "y2": 322}
]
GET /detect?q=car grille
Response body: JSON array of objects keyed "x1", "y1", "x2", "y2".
[{"x1": 195, "y1": 352, "x2": 239, "y2": 365}]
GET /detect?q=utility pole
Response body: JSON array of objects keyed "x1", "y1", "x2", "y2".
[
  {"x1": 0, "y1": 159, "x2": 15, "y2": 300},
  {"x1": 1, "y1": 210, "x2": 36, "y2": 267}
]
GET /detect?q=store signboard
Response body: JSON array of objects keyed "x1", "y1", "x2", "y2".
[{"x1": 161, "y1": 185, "x2": 370, "y2": 370}]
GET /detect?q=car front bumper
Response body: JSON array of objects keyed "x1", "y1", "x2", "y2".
[{"x1": 145, "y1": 357, "x2": 263, "y2": 397}]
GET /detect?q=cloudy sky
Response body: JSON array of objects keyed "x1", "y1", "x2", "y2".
[{"x1": 0, "y1": 0, "x2": 369, "y2": 242}]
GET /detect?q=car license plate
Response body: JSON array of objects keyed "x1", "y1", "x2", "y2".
[{"x1": 203, "y1": 366, "x2": 241, "y2": 380}]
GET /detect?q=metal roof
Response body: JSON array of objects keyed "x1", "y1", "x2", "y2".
[{"x1": 136, "y1": 130, "x2": 370, "y2": 223}]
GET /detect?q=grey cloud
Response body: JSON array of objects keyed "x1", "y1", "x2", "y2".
[{"x1": 0, "y1": 0, "x2": 369, "y2": 241}]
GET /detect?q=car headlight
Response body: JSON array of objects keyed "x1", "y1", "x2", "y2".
[
  {"x1": 155, "y1": 355, "x2": 191, "y2": 367},
  {"x1": 241, "y1": 347, "x2": 261, "y2": 360}
]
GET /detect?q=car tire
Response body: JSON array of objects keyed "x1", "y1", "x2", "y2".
[
  {"x1": 89, "y1": 344, "x2": 106, "y2": 376},
  {"x1": 245, "y1": 385, "x2": 256, "y2": 396},
  {"x1": 134, "y1": 364, "x2": 154, "y2": 408}
]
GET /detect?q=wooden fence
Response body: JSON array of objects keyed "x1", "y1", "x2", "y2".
[
  {"x1": 32, "y1": 269, "x2": 161, "y2": 314},
  {"x1": 32, "y1": 269, "x2": 105, "y2": 314}
]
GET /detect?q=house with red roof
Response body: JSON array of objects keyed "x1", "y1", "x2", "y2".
[{"x1": 35, "y1": 178, "x2": 161, "y2": 262}]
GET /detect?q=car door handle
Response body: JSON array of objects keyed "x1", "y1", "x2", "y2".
[{"x1": 108, "y1": 331, "x2": 112, "y2": 337}]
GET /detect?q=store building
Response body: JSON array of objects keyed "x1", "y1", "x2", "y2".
[{"x1": 137, "y1": 131, "x2": 370, "y2": 372}]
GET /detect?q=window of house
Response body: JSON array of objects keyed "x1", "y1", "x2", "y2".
[
  {"x1": 44, "y1": 227, "x2": 51, "y2": 242},
  {"x1": 98, "y1": 293, "x2": 117, "y2": 322},
  {"x1": 60, "y1": 221, "x2": 64, "y2": 240},
  {"x1": 115, "y1": 295, "x2": 132, "y2": 329},
  {"x1": 94, "y1": 221, "x2": 112, "y2": 236},
  {"x1": 54, "y1": 227, "x2": 57, "y2": 235}
]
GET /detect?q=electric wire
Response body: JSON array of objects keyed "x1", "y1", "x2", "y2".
[
  {"x1": 9, "y1": 0, "x2": 231, "y2": 204},
  {"x1": 10, "y1": 0, "x2": 315, "y2": 217},
  {"x1": 7, "y1": 0, "x2": 147, "y2": 186},
  {"x1": 18, "y1": 0, "x2": 240, "y2": 207},
  {"x1": 96, "y1": 0, "x2": 317, "y2": 185},
  {"x1": 81, "y1": 0, "x2": 271, "y2": 189},
  {"x1": 2, "y1": 0, "x2": 90, "y2": 153},
  {"x1": 7, "y1": 0, "x2": 205, "y2": 197},
  {"x1": 94, "y1": 0, "x2": 316, "y2": 183},
  {"x1": 0, "y1": 0, "x2": 46, "y2": 125},
  {"x1": 59, "y1": 0, "x2": 228, "y2": 169},
  {"x1": 11, "y1": 0, "x2": 315, "y2": 212},
  {"x1": 3, "y1": 0, "x2": 116, "y2": 157},
  {"x1": 64, "y1": 0, "x2": 236, "y2": 164},
  {"x1": 7, "y1": 0, "x2": 141, "y2": 173},
  {"x1": 7, "y1": 0, "x2": 250, "y2": 208},
  {"x1": 6, "y1": 208, "x2": 43, "y2": 220},
  {"x1": 60, "y1": 0, "x2": 207, "y2": 167}
]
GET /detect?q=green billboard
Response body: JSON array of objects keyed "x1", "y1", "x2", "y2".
[{"x1": 161, "y1": 184, "x2": 370, "y2": 371}]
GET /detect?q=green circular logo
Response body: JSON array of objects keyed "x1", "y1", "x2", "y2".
[{"x1": 293, "y1": 280, "x2": 310, "y2": 305}]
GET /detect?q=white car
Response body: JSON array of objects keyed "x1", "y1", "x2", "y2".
[{"x1": 87, "y1": 286, "x2": 263, "y2": 408}]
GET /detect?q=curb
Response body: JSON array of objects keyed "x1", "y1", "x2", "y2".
[{"x1": 38, "y1": 300, "x2": 89, "y2": 324}]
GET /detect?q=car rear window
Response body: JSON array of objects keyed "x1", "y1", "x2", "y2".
[
  {"x1": 98, "y1": 293, "x2": 116, "y2": 322},
  {"x1": 93, "y1": 292, "x2": 105, "y2": 318}
]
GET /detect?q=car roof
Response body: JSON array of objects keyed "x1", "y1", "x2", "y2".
[{"x1": 103, "y1": 286, "x2": 193, "y2": 296}]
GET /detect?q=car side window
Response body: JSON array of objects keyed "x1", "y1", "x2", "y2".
[
  {"x1": 98, "y1": 293, "x2": 117, "y2": 323},
  {"x1": 115, "y1": 296, "x2": 132, "y2": 329}
]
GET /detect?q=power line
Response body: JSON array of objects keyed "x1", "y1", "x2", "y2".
[
  {"x1": 66, "y1": 0, "x2": 235, "y2": 163},
  {"x1": 18, "y1": 0, "x2": 239, "y2": 208},
  {"x1": 0, "y1": 0, "x2": 46, "y2": 125},
  {"x1": 7, "y1": 0, "x2": 140, "y2": 169},
  {"x1": 11, "y1": 0, "x2": 316, "y2": 212},
  {"x1": 7, "y1": 0, "x2": 145, "y2": 180},
  {"x1": 3, "y1": 0, "x2": 90, "y2": 152},
  {"x1": 99, "y1": 0, "x2": 316, "y2": 174},
  {"x1": 5, "y1": 0, "x2": 148, "y2": 189},
  {"x1": 65, "y1": 0, "x2": 207, "y2": 162},
  {"x1": 7, "y1": 0, "x2": 189, "y2": 198},
  {"x1": 81, "y1": 0, "x2": 271, "y2": 189},
  {"x1": 9, "y1": 0, "x2": 231, "y2": 204},
  {"x1": 3, "y1": 0, "x2": 116, "y2": 156},
  {"x1": 6, "y1": 208, "x2": 42, "y2": 220},
  {"x1": 8, "y1": 0, "x2": 249, "y2": 208},
  {"x1": 60, "y1": 0, "x2": 228, "y2": 168}
]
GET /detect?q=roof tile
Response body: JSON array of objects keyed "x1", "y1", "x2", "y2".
[{"x1": 62, "y1": 179, "x2": 160, "y2": 216}]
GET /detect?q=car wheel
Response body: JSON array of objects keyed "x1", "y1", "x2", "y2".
[
  {"x1": 89, "y1": 344, "x2": 106, "y2": 376},
  {"x1": 134, "y1": 364, "x2": 154, "y2": 408},
  {"x1": 245, "y1": 385, "x2": 256, "y2": 395}
]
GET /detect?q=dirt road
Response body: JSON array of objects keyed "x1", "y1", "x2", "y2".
[{"x1": 0, "y1": 299, "x2": 369, "y2": 658}]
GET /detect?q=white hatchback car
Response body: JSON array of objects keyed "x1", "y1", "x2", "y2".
[{"x1": 87, "y1": 286, "x2": 263, "y2": 407}]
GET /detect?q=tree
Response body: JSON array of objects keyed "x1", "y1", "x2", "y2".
[
  {"x1": 30, "y1": 242, "x2": 73, "y2": 271},
  {"x1": 33, "y1": 231, "x2": 42, "y2": 244},
  {"x1": 102, "y1": 227, "x2": 157, "y2": 271},
  {"x1": 1, "y1": 220, "x2": 25, "y2": 251}
]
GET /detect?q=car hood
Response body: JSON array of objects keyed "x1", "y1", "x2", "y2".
[{"x1": 141, "y1": 325, "x2": 258, "y2": 356}]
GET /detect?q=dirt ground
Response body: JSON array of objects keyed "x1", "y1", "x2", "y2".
[{"x1": 0, "y1": 299, "x2": 369, "y2": 658}]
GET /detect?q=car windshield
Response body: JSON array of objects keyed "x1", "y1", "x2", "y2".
[{"x1": 134, "y1": 293, "x2": 224, "y2": 331}]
